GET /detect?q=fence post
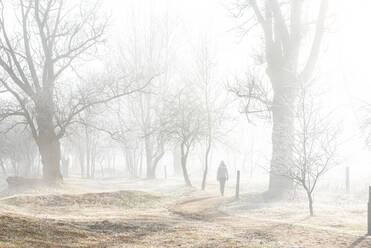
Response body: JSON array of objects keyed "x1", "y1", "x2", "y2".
[
  {"x1": 368, "y1": 186, "x2": 371, "y2": 235},
  {"x1": 235, "y1": 170, "x2": 240, "y2": 199},
  {"x1": 346, "y1": 167, "x2": 350, "y2": 194}
]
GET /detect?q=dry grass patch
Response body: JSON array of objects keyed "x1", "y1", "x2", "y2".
[
  {"x1": 0, "y1": 213, "x2": 105, "y2": 248},
  {"x1": 1, "y1": 190, "x2": 162, "y2": 209}
]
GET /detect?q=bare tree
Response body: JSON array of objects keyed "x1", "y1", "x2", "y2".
[
  {"x1": 232, "y1": 0, "x2": 329, "y2": 196},
  {"x1": 124, "y1": 90, "x2": 169, "y2": 179},
  {"x1": 283, "y1": 81, "x2": 340, "y2": 216},
  {"x1": 0, "y1": 0, "x2": 107, "y2": 182},
  {"x1": 114, "y1": 8, "x2": 175, "y2": 179},
  {"x1": 113, "y1": 110, "x2": 143, "y2": 178},
  {"x1": 164, "y1": 88, "x2": 207, "y2": 186},
  {"x1": 199, "y1": 46, "x2": 214, "y2": 191},
  {"x1": 192, "y1": 37, "x2": 228, "y2": 190}
]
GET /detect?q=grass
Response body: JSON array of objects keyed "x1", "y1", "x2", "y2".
[{"x1": 0, "y1": 212, "x2": 270, "y2": 248}]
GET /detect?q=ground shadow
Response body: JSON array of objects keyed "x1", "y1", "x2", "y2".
[{"x1": 348, "y1": 235, "x2": 369, "y2": 248}]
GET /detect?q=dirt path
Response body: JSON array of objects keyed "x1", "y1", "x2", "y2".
[
  {"x1": 171, "y1": 196, "x2": 371, "y2": 248},
  {"x1": 169, "y1": 196, "x2": 226, "y2": 220}
]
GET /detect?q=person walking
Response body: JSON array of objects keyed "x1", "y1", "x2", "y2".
[{"x1": 217, "y1": 161, "x2": 229, "y2": 196}]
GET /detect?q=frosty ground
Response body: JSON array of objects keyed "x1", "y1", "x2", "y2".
[{"x1": 0, "y1": 178, "x2": 370, "y2": 248}]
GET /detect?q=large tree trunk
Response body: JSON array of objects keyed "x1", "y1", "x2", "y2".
[
  {"x1": 268, "y1": 82, "x2": 298, "y2": 197},
  {"x1": 35, "y1": 95, "x2": 63, "y2": 183},
  {"x1": 38, "y1": 135, "x2": 62, "y2": 183}
]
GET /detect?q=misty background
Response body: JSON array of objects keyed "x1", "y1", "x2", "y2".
[{"x1": 0, "y1": 0, "x2": 371, "y2": 200}]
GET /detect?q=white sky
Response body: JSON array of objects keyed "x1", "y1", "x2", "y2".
[{"x1": 101, "y1": 0, "x2": 371, "y2": 98}]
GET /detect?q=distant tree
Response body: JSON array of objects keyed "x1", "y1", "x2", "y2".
[
  {"x1": 121, "y1": 84, "x2": 169, "y2": 179},
  {"x1": 80, "y1": 113, "x2": 103, "y2": 179},
  {"x1": 192, "y1": 37, "x2": 228, "y2": 190},
  {"x1": 115, "y1": 7, "x2": 175, "y2": 179},
  {"x1": 112, "y1": 109, "x2": 143, "y2": 178},
  {"x1": 164, "y1": 88, "x2": 207, "y2": 186},
  {"x1": 0, "y1": 128, "x2": 38, "y2": 177}
]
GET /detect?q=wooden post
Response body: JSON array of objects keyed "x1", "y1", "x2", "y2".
[
  {"x1": 368, "y1": 186, "x2": 371, "y2": 235},
  {"x1": 164, "y1": 165, "x2": 167, "y2": 179},
  {"x1": 346, "y1": 167, "x2": 350, "y2": 194},
  {"x1": 235, "y1": 170, "x2": 240, "y2": 199}
]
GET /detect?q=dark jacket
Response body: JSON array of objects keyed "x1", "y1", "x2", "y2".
[{"x1": 217, "y1": 164, "x2": 228, "y2": 181}]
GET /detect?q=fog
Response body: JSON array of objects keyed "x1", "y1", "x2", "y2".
[{"x1": 0, "y1": 0, "x2": 371, "y2": 247}]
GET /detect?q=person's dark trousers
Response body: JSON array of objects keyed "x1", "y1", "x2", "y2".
[{"x1": 219, "y1": 179, "x2": 226, "y2": 196}]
